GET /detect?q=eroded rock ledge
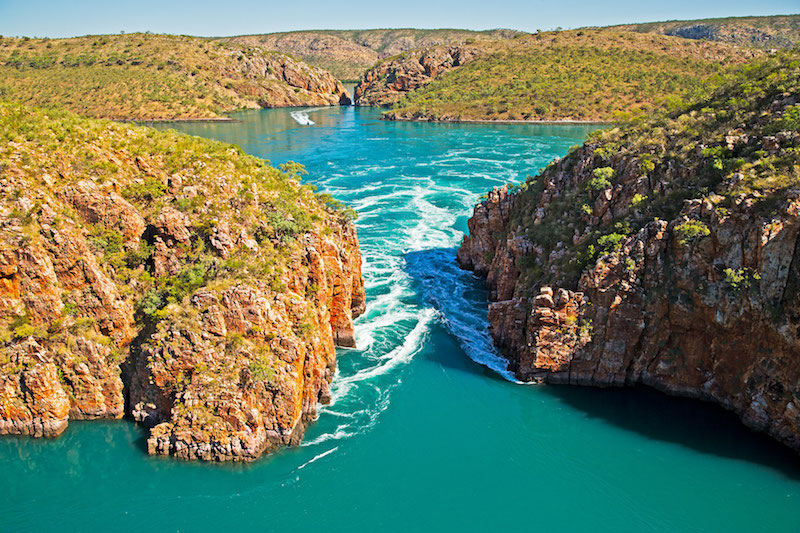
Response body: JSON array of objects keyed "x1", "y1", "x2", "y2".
[{"x1": 458, "y1": 54, "x2": 800, "y2": 453}]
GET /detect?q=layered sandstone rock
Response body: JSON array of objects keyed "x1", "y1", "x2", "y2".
[
  {"x1": 245, "y1": 53, "x2": 352, "y2": 107},
  {"x1": 353, "y1": 46, "x2": 480, "y2": 107},
  {"x1": 224, "y1": 29, "x2": 521, "y2": 81},
  {"x1": 458, "y1": 55, "x2": 800, "y2": 452},
  {"x1": 128, "y1": 225, "x2": 364, "y2": 461},
  {"x1": 0, "y1": 103, "x2": 364, "y2": 461}
]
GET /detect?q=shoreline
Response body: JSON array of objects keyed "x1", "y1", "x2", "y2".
[
  {"x1": 130, "y1": 101, "x2": 355, "y2": 125},
  {"x1": 381, "y1": 115, "x2": 612, "y2": 125},
  {"x1": 129, "y1": 117, "x2": 238, "y2": 124}
]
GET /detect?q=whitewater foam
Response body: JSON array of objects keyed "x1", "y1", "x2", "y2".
[
  {"x1": 297, "y1": 447, "x2": 339, "y2": 468},
  {"x1": 290, "y1": 110, "x2": 315, "y2": 125}
]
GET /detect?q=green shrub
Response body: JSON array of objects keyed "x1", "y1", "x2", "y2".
[
  {"x1": 639, "y1": 157, "x2": 655, "y2": 173},
  {"x1": 675, "y1": 220, "x2": 710, "y2": 246},
  {"x1": 597, "y1": 232, "x2": 627, "y2": 253},
  {"x1": 766, "y1": 104, "x2": 800, "y2": 133},
  {"x1": 630, "y1": 193, "x2": 648, "y2": 207},
  {"x1": 723, "y1": 267, "x2": 761, "y2": 292},
  {"x1": 587, "y1": 167, "x2": 615, "y2": 190},
  {"x1": 89, "y1": 225, "x2": 124, "y2": 257},
  {"x1": 13, "y1": 323, "x2": 38, "y2": 339},
  {"x1": 249, "y1": 353, "x2": 275, "y2": 383},
  {"x1": 122, "y1": 177, "x2": 167, "y2": 204}
]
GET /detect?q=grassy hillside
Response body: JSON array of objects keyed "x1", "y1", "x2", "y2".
[
  {"x1": 0, "y1": 101, "x2": 337, "y2": 299},
  {"x1": 382, "y1": 29, "x2": 760, "y2": 122},
  {"x1": 611, "y1": 14, "x2": 800, "y2": 49},
  {"x1": 224, "y1": 28, "x2": 521, "y2": 80},
  {"x1": 507, "y1": 48, "x2": 800, "y2": 286},
  {"x1": 0, "y1": 33, "x2": 349, "y2": 121}
]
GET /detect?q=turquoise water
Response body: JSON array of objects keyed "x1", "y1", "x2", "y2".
[{"x1": 3, "y1": 106, "x2": 800, "y2": 532}]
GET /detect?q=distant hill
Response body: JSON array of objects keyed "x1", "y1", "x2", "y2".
[
  {"x1": 222, "y1": 28, "x2": 522, "y2": 80},
  {"x1": 610, "y1": 14, "x2": 800, "y2": 49},
  {"x1": 356, "y1": 29, "x2": 760, "y2": 122},
  {"x1": 0, "y1": 33, "x2": 350, "y2": 121}
]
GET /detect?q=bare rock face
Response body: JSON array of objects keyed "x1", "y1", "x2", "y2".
[
  {"x1": 0, "y1": 192, "x2": 134, "y2": 436},
  {"x1": 463, "y1": 186, "x2": 800, "y2": 453},
  {"x1": 0, "y1": 181, "x2": 363, "y2": 459},
  {"x1": 0, "y1": 339, "x2": 70, "y2": 437},
  {"x1": 353, "y1": 46, "x2": 480, "y2": 107},
  {"x1": 242, "y1": 53, "x2": 352, "y2": 107}
]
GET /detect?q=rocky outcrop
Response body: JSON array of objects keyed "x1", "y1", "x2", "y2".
[
  {"x1": 613, "y1": 15, "x2": 800, "y2": 50},
  {"x1": 462, "y1": 184, "x2": 800, "y2": 451},
  {"x1": 353, "y1": 46, "x2": 481, "y2": 107},
  {"x1": 128, "y1": 224, "x2": 364, "y2": 461},
  {"x1": 224, "y1": 29, "x2": 521, "y2": 81},
  {"x1": 0, "y1": 102, "x2": 365, "y2": 461},
  {"x1": 458, "y1": 54, "x2": 800, "y2": 453},
  {"x1": 243, "y1": 53, "x2": 352, "y2": 107}
]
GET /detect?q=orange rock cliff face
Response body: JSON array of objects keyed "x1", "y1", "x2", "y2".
[
  {"x1": 458, "y1": 54, "x2": 800, "y2": 453},
  {"x1": 0, "y1": 103, "x2": 364, "y2": 461},
  {"x1": 353, "y1": 45, "x2": 481, "y2": 108}
]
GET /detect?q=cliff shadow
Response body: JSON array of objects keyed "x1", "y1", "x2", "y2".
[
  {"x1": 542, "y1": 384, "x2": 800, "y2": 479},
  {"x1": 403, "y1": 247, "x2": 512, "y2": 383},
  {"x1": 402, "y1": 247, "x2": 800, "y2": 476}
]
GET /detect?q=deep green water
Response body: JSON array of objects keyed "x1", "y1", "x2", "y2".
[{"x1": 3, "y1": 107, "x2": 800, "y2": 532}]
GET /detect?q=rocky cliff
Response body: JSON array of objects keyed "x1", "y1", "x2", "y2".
[
  {"x1": 0, "y1": 34, "x2": 351, "y2": 121},
  {"x1": 458, "y1": 51, "x2": 800, "y2": 452},
  {"x1": 353, "y1": 45, "x2": 481, "y2": 107},
  {"x1": 224, "y1": 29, "x2": 521, "y2": 81},
  {"x1": 0, "y1": 102, "x2": 364, "y2": 461}
]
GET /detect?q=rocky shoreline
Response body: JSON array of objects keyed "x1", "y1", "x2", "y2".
[
  {"x1": 0, "y1": 103, "x2": 364, "y2": 461},
  {"x1": 457, "y1": 54, "x2": 800, "y2": 453},
  {"x1": 382, "y1": 115, "x2": 610, "y2": 125}
]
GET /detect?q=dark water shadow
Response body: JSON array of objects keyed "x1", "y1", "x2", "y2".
[
  {"x1": 403, "y1": 247, "x2": 800, "y2": 478},
  {"x1": 544, "y1": 383, "x2": 800, "y2": 479}
]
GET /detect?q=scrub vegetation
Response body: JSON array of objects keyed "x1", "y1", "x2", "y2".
[
  {"x1": 384, "y1": 30, "x2": 761, "y2": 122},
  {"x1": 505, "y1": 49, "x2": 800, "y2": 286},
  {"x1": 0, "y1": 33, "x2": 342, "y2": 120}
]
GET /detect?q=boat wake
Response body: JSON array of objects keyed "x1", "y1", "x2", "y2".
[{"x1": 290, "y1": 110, "x2": 315, "y2": 125}]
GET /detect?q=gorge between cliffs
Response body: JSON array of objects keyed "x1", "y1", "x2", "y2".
[{"x1": 3, "y1": 105, "x2": 800, "y2": 532}]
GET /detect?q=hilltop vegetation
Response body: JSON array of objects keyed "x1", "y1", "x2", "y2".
[
  {"x1": 224, "y1": 28, "x2": 521, "y2": 80},
  {"x1": 0, "y1": 33, "x2": 350, "y2": 121},
  {"x1": 373, "y1": 29, "x2": 759, "y2": 122},
  {"x1": 501, "y1": 49, "x2": 800, "y2": 288},
  {"x1": 0, "y1": 101, "x2": 364, "y2": 459},
  {"x1": 612, "y1": 14, "x2": 800, "y2": 49}
]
